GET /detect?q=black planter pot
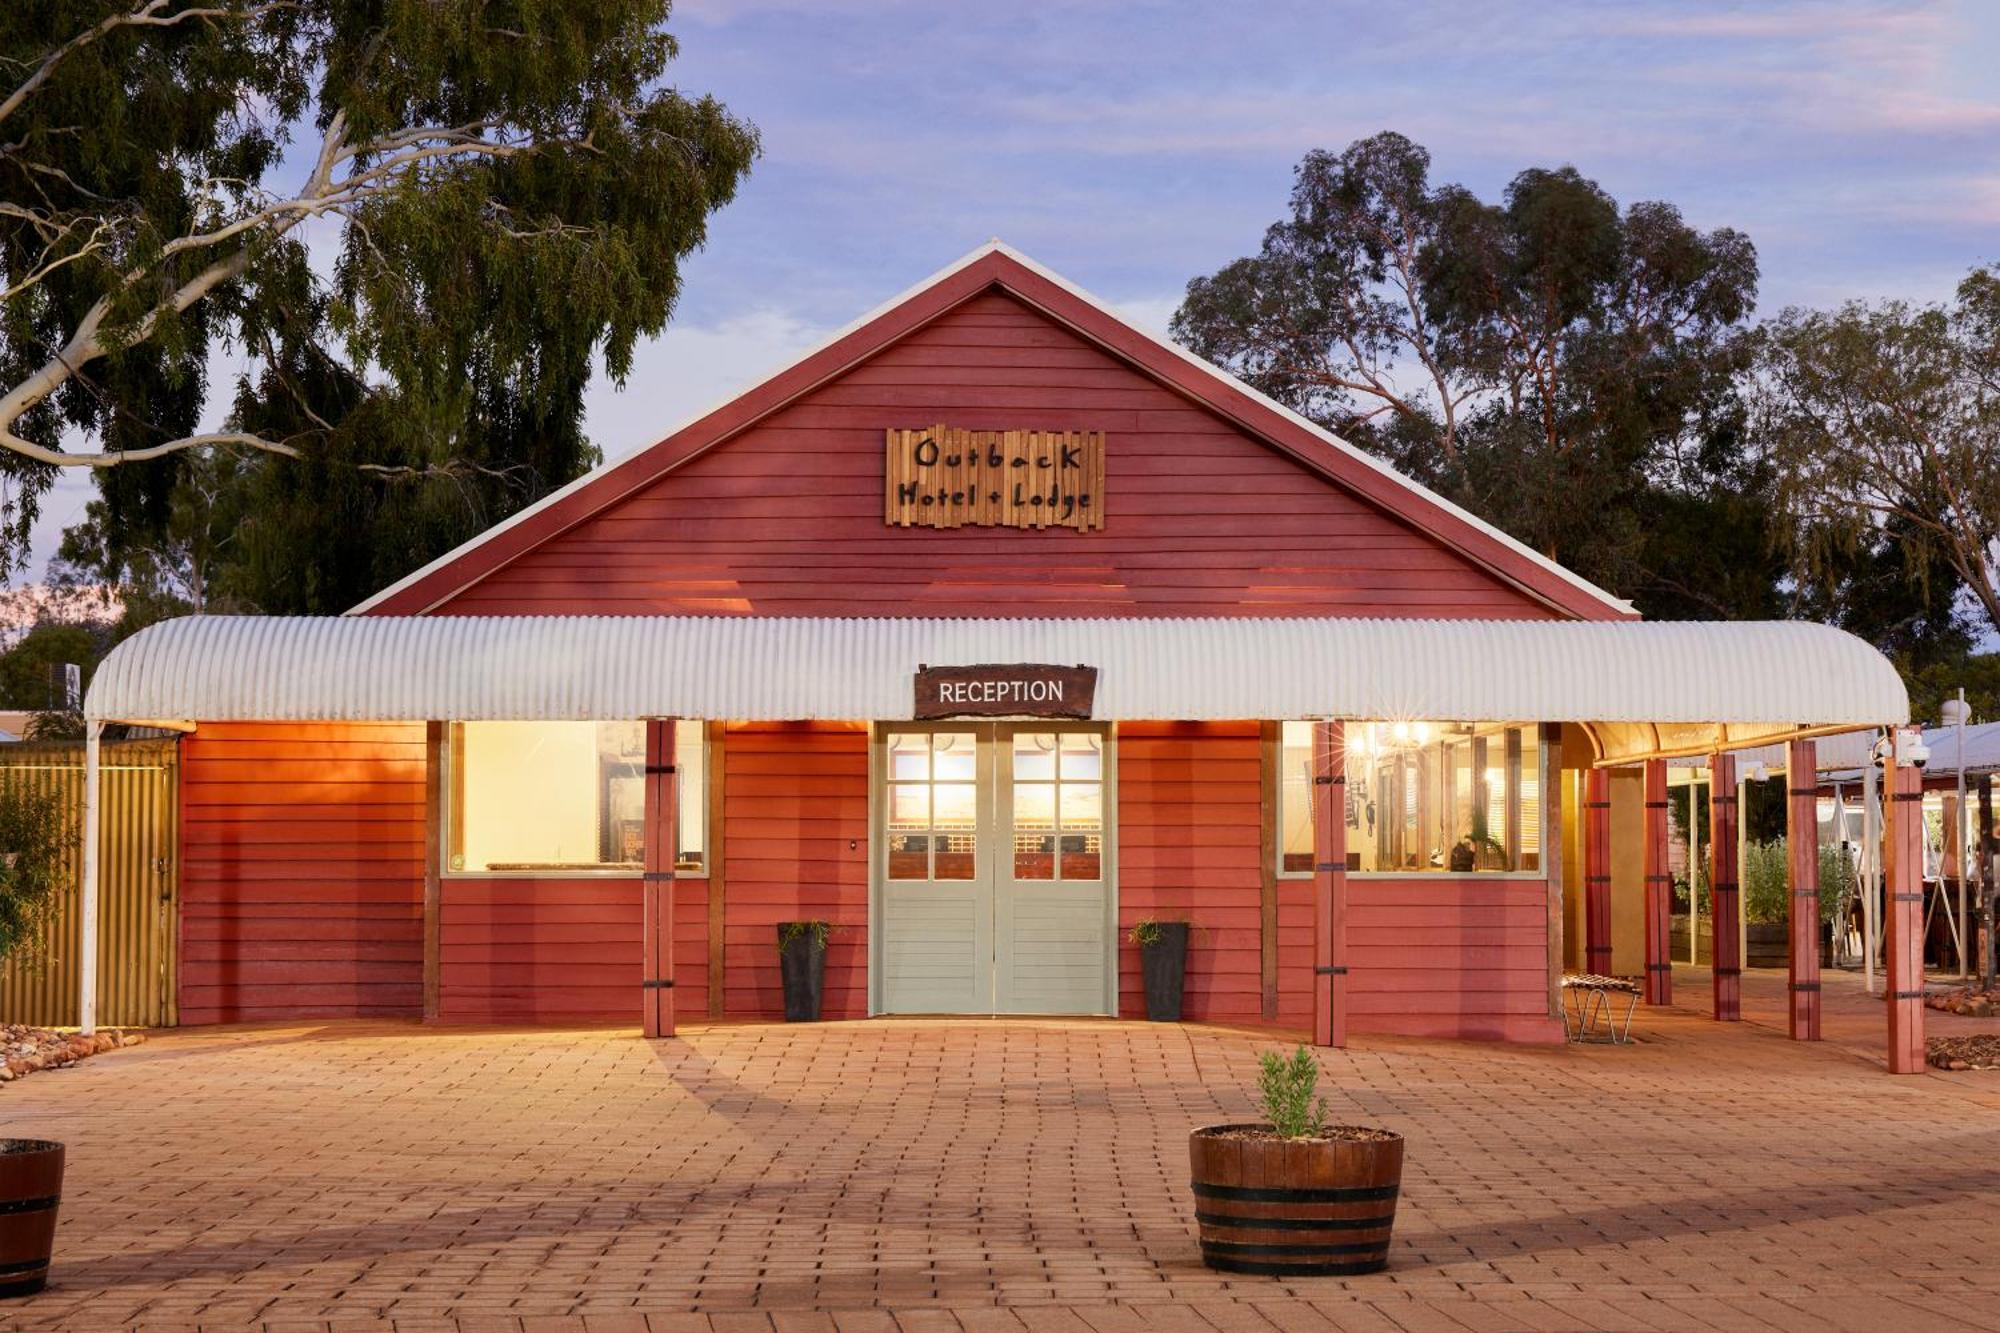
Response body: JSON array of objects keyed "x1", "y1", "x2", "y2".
[
  {"x1": 777, "y1": 924, "x2": 826, "y2": 1022},
  {"x1": 1141, "y1": 922, "x2": 1189, "y2": 1022}
]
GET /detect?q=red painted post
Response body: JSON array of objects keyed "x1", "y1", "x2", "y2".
[
  {"x1": 1786, "y1": 739, "x2": 1821, "y2": 1040},
  {"x1": 642, "y1": 718, "x2": 679, "y2": 1038},
  {"x1": 1311, "y1": 720, "x2": 1348, "y2": 1048},
  {"x1": 1885, "y1": 743, "x2": 1925, "y2": 1073},
  {"x1": 1709, "y1": 752, "x2": 1741, "y2": 1021},
  {"x1": 1584, "y1": 767, "x2": 1612, "y2": 976},
  {"x1": 1642, "y1": 759, "x2": 1672, "y2": 1005}
]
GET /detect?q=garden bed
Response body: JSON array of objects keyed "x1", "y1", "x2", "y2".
[
  {"x1": 0, "y1": 1025, "x2": 145, "y2": 1083},
  {"x1": 1929, "y1": 1035, "x2": 2000, "y2": 1071}
]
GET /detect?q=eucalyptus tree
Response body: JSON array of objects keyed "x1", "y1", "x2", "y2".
[
  {"x1": 1755, "y1": 269, "x2": 2000, "y2": 643},
  {"x1": 1172, "y1": 132, "x2": 1765, "y2": 613},
  {"x1": 0, "y1": 1, "x2": 758, "y2": 605}
]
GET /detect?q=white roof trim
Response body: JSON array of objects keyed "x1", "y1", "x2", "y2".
[
  {"x1": 348, "y1": 240, "x2": 1634, "y2": 618},
  {"x1": 91, "y1": 617, "x2": 1904, "y2": 748}
]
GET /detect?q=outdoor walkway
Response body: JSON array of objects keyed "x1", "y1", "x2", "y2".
[{"x1": 7, "y1": 973, "x2": 2000, "y2": 1332}]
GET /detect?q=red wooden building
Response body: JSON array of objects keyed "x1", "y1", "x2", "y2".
[{"x1": 81, "y1": 243, "x2": 1926, "y2": 1067}]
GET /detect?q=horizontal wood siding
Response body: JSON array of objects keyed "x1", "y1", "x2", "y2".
[
  {"x1": 180, "y1": 722, "x2": 425, "y2": 1023},
  {"x1": 436, "y1": 876, "x2": 707, "y2": 1024},
  {"x1": 1116, "y1": 722, "x2": 1264, "y2": 1024},
  {"x1": 722, "y1": 722, "x2": 869, "y2": 1019},
  {"x1": 435, "y1": 292, "x2": 1556, "y2": 619},
  {"x1": 1316, "y1": 878, "x2": 1560, "y2": 1042}
]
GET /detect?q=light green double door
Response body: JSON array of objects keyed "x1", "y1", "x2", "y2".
[{"x1": 876, "y1": 723, "x2": 1113, "y2": 1015}]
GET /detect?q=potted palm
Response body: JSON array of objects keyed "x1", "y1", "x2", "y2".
[
  {"x1": 1129, "y1": 919, "x2": 1189, "y2": 1021},
  {"x1": 776, "y1": 921, "x2": 830, "y2": 1021},
  {"x1": 1189, "y1": 1046, "x2": 1403, "y2": 1276}
]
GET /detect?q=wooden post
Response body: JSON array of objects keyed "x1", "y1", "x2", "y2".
[
  {"x1": 1259, "y1": 721, "x2": 1281, "y2": 1022},
  {"x1": 1884, "y1": 741, "x2": 1925, "y2": 1073},
  {"x1": 1709, "y1": 751, "x2": 1741, "y2": 1021},
  {"x1": 706, "y1": 721, "x2": 727, "y2": 1019},
  {"x1": 1786, "y1": 739, "x2": 1821, "y2": 1040},
  {"x1": 1584, "y1": 767, "x2": 1612, "y2": 975},
  {"x1": 1980, "y1": 774, "x2": 1996, "y2": 991},
  {"x1": 642, "y1": 718, "x2": 679, "y2": 1038},
  {"x1": 1642, "y1": 758, "x2": 1672, "y2": 1005},
  {"x1": 1543, "y1": 725, "x2": 1565, "y2": 1023},
  {"x1": 1311, "y1": 721, "x2": 1347, "y2": 1048},
  {"x1": 423, "y1": 722, "x2": 445, "y2": 1022}
]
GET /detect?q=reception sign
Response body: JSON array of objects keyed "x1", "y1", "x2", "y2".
[
  {"x1": 885, "y1": 425, "x2": 1105, "y2": 531},
  {"x1": 914, "y1": 663, "x2": 1098, "y2": 719}
]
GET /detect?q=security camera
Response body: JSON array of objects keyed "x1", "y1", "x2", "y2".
[{"x1": 1905, "y1": 739, "x2": 1930, "y2": 768}]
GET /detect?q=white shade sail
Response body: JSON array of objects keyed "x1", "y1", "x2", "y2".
[{"x1": 86, "y1": 615, "x2": 1907, "y2": 763}]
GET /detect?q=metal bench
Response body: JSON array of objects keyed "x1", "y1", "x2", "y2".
[{"x1": 1561, "y1": 974, "x2": 1641, "y2": 1044}]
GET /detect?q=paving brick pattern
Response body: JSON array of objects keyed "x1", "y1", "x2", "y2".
[{"x1": 6, "y1": 968, "x2": 2000, "y2": 1331}]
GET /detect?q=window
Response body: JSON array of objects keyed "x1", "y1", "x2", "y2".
[
  {"x1": 886, "y1": 731, "x2": 977, "y2": 880},
  {"x1": 448, "y1": 720, "x2": 706, "y2": 874},
  {"x1": 1011, "y1": 731, "x2": 1103, "y2": 881},
  {"x1": 1279, "y1": 721, "x2": 1540, "y2": 876}
]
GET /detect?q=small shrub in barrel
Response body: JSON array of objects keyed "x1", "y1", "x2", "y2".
[
  {"x1": 776, "y1": 920, "x2": 830, "y2": 1021},
  {"x1": 1129, "y1": 919, "x2": 1188, "y2": 1021},
  {"x1": 1189, "y1": 1045, "x2": 1404, "y2": 1276}
]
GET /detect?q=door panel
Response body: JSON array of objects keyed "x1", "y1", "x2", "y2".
[{"x1": 876, "y1": 724, "x2": 1112, "y2": 1016}]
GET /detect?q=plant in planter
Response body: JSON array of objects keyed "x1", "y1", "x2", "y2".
[
  {"x1": 1819, "y1": 842, "x2": 1856, "y2": 964},
  {"x1": 1129, "y1": 919, "x2": 1190, "y2": 1022},
  {"x1": 1188, "y1": 1046, "x2": 1404, "y2": 1276},
  {"x1": 775, "y1": 920, "x2": 832, "y2": 1022},
  {"x1": 1742, "y1": 839, "x2": 1791, "y2": 967},
  {"x1": 0, "y1": 783, "x2": 68, "y2": 1297}
]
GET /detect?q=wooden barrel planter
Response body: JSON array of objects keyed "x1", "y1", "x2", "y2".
[
  {"x1": 0, "y1": 1140, "x2": 63, "y2": 1297},
  {"x1": 1188, "y1": 1123, "x2": 1404, "y2": 1276}
]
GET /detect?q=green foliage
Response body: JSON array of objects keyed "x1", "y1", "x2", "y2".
[
  {"x1": 1755, "y1": 271, "x2": 2000, "y2": 644},
  {"x1": 1172, "y1": 131, "x2": 1768, "y2": 619},
  {"x1": 1819, "y1": 843, "x2": 1855, "y2": 929},
  {"x1": 1742, "y1": 839, "x2": 1790, "y2": 925},
  {"x1": 1128, "y1": 918, "x2": 1188, "y2": 948},
  {"x1": 3, "y1": 2, "x2": 759, "y2": 601},
  {"x1": 0, "y1": 780, "x2": 66, "y2": 966},
  {"x1": 0, "y1": 624, "x2": 98, "y2": 710},
  {"x1": 1257, "y1": 1046, "x2": 1330, "y2": 1139},
  {"x1": 777, "y1": 920, "x2": 830, "y2": 954}
]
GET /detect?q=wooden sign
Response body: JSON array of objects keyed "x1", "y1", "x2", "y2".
[
  {"x1": 886, "y1": 425, "x2": 1104, "y2": 531},
  {"x1": 914, "y1": 664, "x2": 1098, "y2": 720}
]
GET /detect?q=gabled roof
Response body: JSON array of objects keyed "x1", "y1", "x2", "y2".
[{"x1": 352, "y1": 241, "x2": 1637, "y2": 619}]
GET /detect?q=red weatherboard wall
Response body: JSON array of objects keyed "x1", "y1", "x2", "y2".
[
  {"x1": 428, "y1": 292, "x2": 1559, "y2": 620},
  {"x1": 179, "y1": 722, "x2": 425, "y2": 1023},
  {"x1": 435, "y1": 877, "x2": 706, "y2": 1025},
  {"x1": 722, "y1": 722, "x2": 869, "y2": 1019},
  {"x1": 1116, "y1": 723, "x2": 1264, "y2": 1024}
]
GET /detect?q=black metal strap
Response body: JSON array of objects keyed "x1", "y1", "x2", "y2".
[
  {"x1": 1585, "y1": 800, "x2": 1610, "y2": 810},
  {"x1": 1891, "y1": 893, "x2": 1922, "y2": 902},
  {"x1": 1586, "y1": 875, "x2": 1611, "y2": 884},
  {"x1": 1646, "y1": 963, "x2": 1672, "y2": 972},
  {"x1": 1314, "y1": 965, "x2": 1347, "y2": 976},
  {"x1": 1891, "y1": 989, "x2": 1925, "y2": 999},
  {"x1": 1790, "y1": 787, "x2": 1819, "y2": 797},
  {"x1": 1893, "y1": 792, "x2": 1924, "y2": 803},
  {"x1": 1645, "y1": 874, "x2": 1671, "y2": 883},
  {"x1": 642, "y1": 871, "x2": 675, "y2": 882},
  {"x1": 1313, "y1": 774, "x2": 1345, "y2": 785},
  {"x1": 1712, "y1": 883, "x2": 1739, "y2": 893},
  {"x1": 1645, "y1": 801, "x2": 1669, "y2": 810},
  {"x1": 642, "y1": 978, "x2": 675, "y2": 989},
  {"x1": 1314, "y1": 862, "x2": 1344, "y2": 874},
  {"x1": 1790, "y1": 982, "x2": 1821, "y2": 993},
  {"x1": 647, "y1": 764, "x2": 677, "y2": 775},
  {"x1": 1715, "y1": 966, "x2": 1742, "y2": 977},
  {"x1": 1713, "y1": 794, "x2": 1738, "y2": 805}
]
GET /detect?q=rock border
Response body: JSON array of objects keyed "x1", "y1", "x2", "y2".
[{"x1": 0, "y1": 1024, "x2": 146, "y2": 1082}]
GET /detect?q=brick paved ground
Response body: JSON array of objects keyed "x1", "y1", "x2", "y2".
[{"x1": 6, "y1": 967, "x2": 2000, "y2": 1332}]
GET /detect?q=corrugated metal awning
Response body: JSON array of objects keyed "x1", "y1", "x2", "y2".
[{"x1": 86, "y1": 615, "x2": 1908, "y2": 762}]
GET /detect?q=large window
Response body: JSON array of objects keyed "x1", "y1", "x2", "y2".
[
  {"x1": 1280, "y1": 721, "x2": 1540, "y2": 876},
  {"x1": 448, "y1": 720, "x2": 706, "y2": 874}
]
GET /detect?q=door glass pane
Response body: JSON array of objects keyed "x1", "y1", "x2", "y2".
[
  {"x1": 1059, "y1": 733, "x2": 1102, "y2": 780},
  {"x1": 1014, "y1": 832, "x2": 1055, "y2": 880},
  {"x1": 888, "y1": 833, "x2": 930, "y2": 879},
  {"x1": 1061, "y1": 832, "x2": 1102, "y2": 880},
  {"x1": 889, "y1": 783, "x2": 929, "y2": 829},
  {"x1": 933, "y1": 732, "x2": 977, "y2": 781},
  {"x1": 1014, "y1": 781, "x2": 1056, "y2": 828},
  {"x1": 1059, "y1": 782, "x2": 1102, "y2": 828},
  {"x1": 934, "y1": 782, "x2": 977, "y2": 829},
  {"x1": 1013, "y1": 732, "x2": 1058, "y2": 780},
  {"x1": 935, "y1": 831, "x2": 976, "y2": 880},
  {"x1": 889, "y1": 734, "x2": 929, "y2": 781}
]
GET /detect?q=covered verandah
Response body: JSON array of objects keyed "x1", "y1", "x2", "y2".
[{"x1": 78, "y1": 614, "x2": 1925, "y2": 1067}]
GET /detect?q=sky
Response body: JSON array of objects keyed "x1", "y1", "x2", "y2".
[{"x1": 22, "y1": 0, "x2": 2000, "y2": 579}]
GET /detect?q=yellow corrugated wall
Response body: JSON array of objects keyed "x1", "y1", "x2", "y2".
[{"x1": 0, "y1": 738, "x2": 179, "y2": 1028}]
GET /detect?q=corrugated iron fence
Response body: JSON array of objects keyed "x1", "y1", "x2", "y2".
[{"x1": 0, "y1": 738, "x2": 179, "y2": 1027}]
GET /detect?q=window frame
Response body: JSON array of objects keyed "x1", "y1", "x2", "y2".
[
  {"x1": 442, "y1": 718, "x2": 710, "y2": 880},
  {"x1": 1273, "y1": 719, "x2": 1550, "y2": 881}
]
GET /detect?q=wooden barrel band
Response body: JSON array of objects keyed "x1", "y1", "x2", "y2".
[
  {"x1": 1195, "y1": 1209, "x2": 1394, "y2": 1232},
  {"x1": 1199, "y1": 1238, "x2": 1388, "y2": 1259}
]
